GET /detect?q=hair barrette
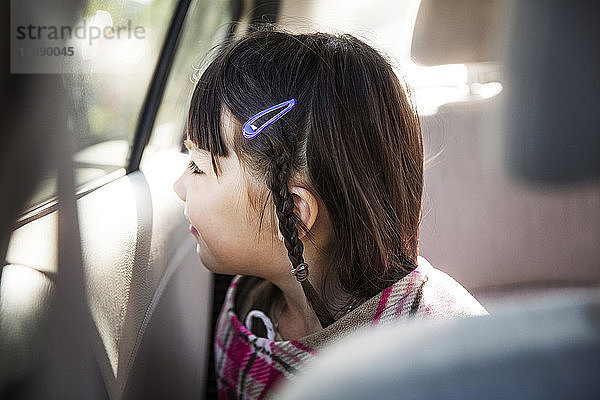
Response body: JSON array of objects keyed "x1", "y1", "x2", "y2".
[{"x1": 242, "y1": 98, "x2": 297, "y2": 139}]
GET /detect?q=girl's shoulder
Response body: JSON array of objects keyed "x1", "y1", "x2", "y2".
[
  {"x1": 218, "y1": 258, "x2": 487, "y2": 348},
  {"x1": 299, "y1": 257, "x2": 487, "y2": 348},
  {"x1": 413, "y1": 256, "x2": 489, "y2": 319},
  {"x1": 338, "y1": 257, "x2": 487, "y2": 331}
]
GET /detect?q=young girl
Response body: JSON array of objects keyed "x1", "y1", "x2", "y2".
[{"x1": 174, "y1": 29, "x2": 487, "y2": 399}]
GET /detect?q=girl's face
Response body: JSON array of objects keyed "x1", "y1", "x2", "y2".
[{"x1": 173, "y1": 116, "x2": 288, "y2": 278}]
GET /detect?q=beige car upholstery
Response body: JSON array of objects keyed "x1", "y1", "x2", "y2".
[
  {"x1": 3, "y1": 151, "x2": 212, "y2": 399},
  {"x1": 419, "y1": 99, "x2": 600, "y2": 305},
  {"x1": 410, "y1": 0, "x2": 600, "y2": 303},
  {"x1": 0, "y1": 265, "x2": 56, "y2": 389}
]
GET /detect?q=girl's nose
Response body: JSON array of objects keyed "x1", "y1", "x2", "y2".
[{"x1": 173, "y1": 173, "x2": 186, "y2": 202}]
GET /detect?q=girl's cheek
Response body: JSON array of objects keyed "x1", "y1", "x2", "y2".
[
  {"x1": 185, "y1": 194, "x2": 207, "y2": 229},
  {"x1": 189, "y1": 194, "x2": 222, "y2": 233}
]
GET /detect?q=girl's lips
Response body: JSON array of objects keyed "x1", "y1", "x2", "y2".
[{"x1": 189, "y1": 224, "x2": 199, "y2": 236}]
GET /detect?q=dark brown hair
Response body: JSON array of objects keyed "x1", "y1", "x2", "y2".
[{"x1": 187, "y1": 28, "x2": 423, "y2": 326}]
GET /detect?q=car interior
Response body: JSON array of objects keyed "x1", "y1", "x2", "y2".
[{"x1": 1, "y1": 0, "x2": 598, "y2": 399}]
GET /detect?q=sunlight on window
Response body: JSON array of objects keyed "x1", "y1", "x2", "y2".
[
  {"x1": 76, "y1": 10, "x2": 112, "y2": 61},
  {"x1": 403, "y1": 63, "x2": 467, "y2": 115},
  {"x1": 472, "y1": 82, "x2": 503, "y2": 99},
  {"x1": 23, "y1": 0, "x2": 175, "y2": 212},
  {"x1": 71, "y1": 9, "x2": 148, "y2": 70},
  {"x1": 283, "y1": 0, "x2": 503, "y2": 117}
]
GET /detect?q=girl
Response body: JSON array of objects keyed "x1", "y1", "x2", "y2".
[{"x1": 174, "y1": 28, "x2": 487, "y2": 399}]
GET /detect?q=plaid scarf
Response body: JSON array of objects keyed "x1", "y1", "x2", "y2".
[{"x1": 214, "y1": 257, "x2": 487, "y2": 399}]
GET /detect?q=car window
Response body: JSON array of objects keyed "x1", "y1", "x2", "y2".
[
  {"x1": 145, "y1": 0, "x2": 232, "y2": 156},
  {"x1": 22, "y1": 0, "x2": 177, "y2": 215}
]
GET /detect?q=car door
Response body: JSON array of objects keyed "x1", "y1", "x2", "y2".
[{"x1": 1, "y1": 0, "x2": 238, "y2": 399}]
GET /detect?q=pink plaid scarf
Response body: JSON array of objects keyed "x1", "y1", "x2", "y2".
[{"x1": 214, "y1": 257, "x2": 487, "y2": 399}]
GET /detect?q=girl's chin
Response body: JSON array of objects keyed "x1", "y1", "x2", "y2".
[
  {"x1": 195, "y1": 245, "x2": 232, "y2": 274},
  {"x1": 195, "y1": 244, "x2": 213, "y2": 269}
]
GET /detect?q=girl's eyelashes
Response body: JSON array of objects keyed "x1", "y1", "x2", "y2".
[{"x1": 188, "y1": 160, "x2": 205, "y2": 175}]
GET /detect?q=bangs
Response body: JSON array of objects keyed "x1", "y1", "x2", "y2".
[{"x1": 186, "y1": 58, "x2": 229, "y2": 176}]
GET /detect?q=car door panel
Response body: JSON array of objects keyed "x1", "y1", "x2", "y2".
[{"x1": 4, "y1": 151, "x2": 211, "y2": 399}]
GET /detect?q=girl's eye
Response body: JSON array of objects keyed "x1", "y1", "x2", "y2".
[{"x1": 188, "y1": 160, "x2": 205, "y2": 175}]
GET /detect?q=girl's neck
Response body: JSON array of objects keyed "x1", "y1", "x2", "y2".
[
  {"x1": 266, "y1": 266, "x2": 327, "y2": 339},
  {"x1": 270, "y1": 272, "x2": 351, "y2": 340},
  {"x1": 276, "y1": 288, "x2": 323, "y2": 339},
  {"x1": 268, "y1": 237, "x2": 348, "y2": 339}
]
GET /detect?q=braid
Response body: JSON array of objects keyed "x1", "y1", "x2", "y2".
[
  {"x1": 269, "y1": 151, "x2": 334, "y2": 328},
  {"x1": 271, "y1": 153, "x2": 304, "y2": 266}
]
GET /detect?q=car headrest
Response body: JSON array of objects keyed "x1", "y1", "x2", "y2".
[
  {"x1": 411, "y1": 0, "x2": 507, "y2": 66},
  {"x1": 504, "y1": 0, "x2": 600, "y2": 183}
]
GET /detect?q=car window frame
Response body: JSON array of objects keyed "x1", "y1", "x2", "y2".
[
  {"x1": 13, "y1": 0, "x2": 207, "y2": 231},
  {"x1": 126, "y1": 0, "x2": 193, "y2": 174}
]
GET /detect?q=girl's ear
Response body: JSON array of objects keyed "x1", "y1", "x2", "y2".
[
  {"x1": 289, "y1": 186, "x2": 319, "y2": 239},
  {"x1": 274, "y1": 186, "x2": 319, "y2": 241}
]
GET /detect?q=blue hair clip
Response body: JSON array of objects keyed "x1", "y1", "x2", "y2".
[{"x1": 242, "y1": 99, "x2": 297, "y2": 139}]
